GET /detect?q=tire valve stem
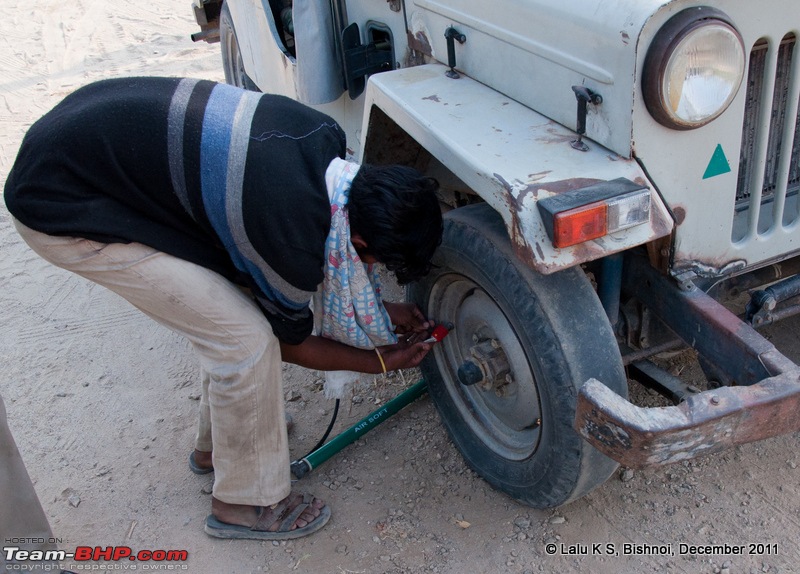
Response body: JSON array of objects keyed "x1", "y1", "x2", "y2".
[{"x1": 525, "y1": 418, "x2": 542, "y2": 430}]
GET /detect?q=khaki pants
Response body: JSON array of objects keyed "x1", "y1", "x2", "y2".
[{"x1": 13, "y1": 219, "x2": 291, "y2": 507}]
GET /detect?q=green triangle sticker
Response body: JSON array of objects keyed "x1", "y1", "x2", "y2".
[{"x1": 703, "y1": 144, "x2": 732, "y2": 179}]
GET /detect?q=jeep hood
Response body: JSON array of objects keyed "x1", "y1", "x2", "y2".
[{"x1": 410, "y1": 0, "x2": 674, "y2": 157}]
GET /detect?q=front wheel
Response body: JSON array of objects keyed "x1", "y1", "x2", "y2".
[
  {"x1": 409, "y1": 204, "x2": 627, "y2": 508},
  {"x1": 220, "y1": 3, "x2": 259, "y2": 91}
]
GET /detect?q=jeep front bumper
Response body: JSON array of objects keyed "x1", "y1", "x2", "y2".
[{"x1": 575, "y1": 254, "x2": 800, "y2": 468}]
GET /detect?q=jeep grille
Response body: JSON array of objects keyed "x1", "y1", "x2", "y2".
[{"x1": 735, "y1": 35, "x2": 800, "y2": 229}]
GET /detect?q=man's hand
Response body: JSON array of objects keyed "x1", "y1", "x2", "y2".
[
  {"x1": 377, "y1": 339, "x2": 433, "y2": 372},
  {"x1": 384, "y1": 302, "x2": 431, "y2": 335}
]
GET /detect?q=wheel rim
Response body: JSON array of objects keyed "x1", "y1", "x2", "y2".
[
  {"x1": 223, "y1": 27, "x2": 247, "y2": 88},
  {"x1": 428, "y1": 273, "x2": 542, "y2": 460}
]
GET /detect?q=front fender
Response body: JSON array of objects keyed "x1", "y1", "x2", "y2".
[{"x1": 361, "y1": 64, "x2": 673, "y2": 274}]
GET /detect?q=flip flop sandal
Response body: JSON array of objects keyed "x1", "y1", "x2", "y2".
[
  {"x1": 204, "y1": 493, "x2": 331, "y2": 541},
  {"x1": 188, "y1": 414, "x2": 294, "y2": 475},
  {"x1": 188, "y1": 451, "x2": 214, "y2": 475}
]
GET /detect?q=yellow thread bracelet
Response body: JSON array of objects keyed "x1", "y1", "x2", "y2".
[{"x1": 374, "y1": 348, "x2": 387, "y2": 374}]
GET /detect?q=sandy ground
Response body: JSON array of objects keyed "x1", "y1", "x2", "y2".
[{"x1": 2, "y1": 2, "x2": 800, "y2": 573}]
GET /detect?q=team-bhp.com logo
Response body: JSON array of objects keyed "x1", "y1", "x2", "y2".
[{"x1": 4, "y1": 544, "x2": 189, "y2": 571}]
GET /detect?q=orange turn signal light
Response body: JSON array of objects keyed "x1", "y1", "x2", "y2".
[
  {"x1": 552, "y1": 202, "x2": 608, "y2": 248},
  {"x1": 537, "y1": 178, "x2": 651, "y2": 249}
]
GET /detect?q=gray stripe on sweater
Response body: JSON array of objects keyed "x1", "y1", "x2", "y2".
[
  {"x1": 167, "y1": 78, "x2": 200, "y2": 219},
  {"x1": 225, "y1": 91, "x2": 316, "y2": 306}
]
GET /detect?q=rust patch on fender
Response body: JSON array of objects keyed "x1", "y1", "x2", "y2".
[
  {"x1": 407, "y1": 30, "x2": 432, "y2": 56},
  {"x1": 673, "y1": 206, "x2": 686, "y2": 225},
  {"x1": 423, "y1": 94, "x2": 441, "y2": 103},
  {"x1": 535, "y1": 123, "x2": 576, "y2": 145},
  {"x1": 529, "y1": 178, "x2": 603, "y2": 198},
  {"x1": 528, "y1": 171, "x2": 551, "y2": 182},
  {"x1": 494, "y1": 174, "x2": 605, "y2": 266},
  {"x1": 493, "y1": 173, "x2": 529, "y2": 263}
]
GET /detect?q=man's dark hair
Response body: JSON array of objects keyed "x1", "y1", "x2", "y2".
[{"x1": 347, "y1": 164, "x2": 443, "y2": 284}]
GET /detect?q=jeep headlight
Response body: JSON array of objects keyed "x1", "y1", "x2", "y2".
[{"x1": 643, "y1": 7, "x2": 745, "y2": 130}]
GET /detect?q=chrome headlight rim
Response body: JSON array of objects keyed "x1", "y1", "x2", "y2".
[{"x1": 642, "y1": 6, "x2": 745, "y2": 130}]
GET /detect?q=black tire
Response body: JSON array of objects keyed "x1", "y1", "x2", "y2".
[
  {"x1": 220, "y1": 3, "x2": 260, "y2": 91},
  {"x1": 409, "y1": 204, "x2": 627, "y2": 508}
]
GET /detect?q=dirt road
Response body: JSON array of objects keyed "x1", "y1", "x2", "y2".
[{"x1": 2, "y1": 2, "x2": 799, "y2": 573}]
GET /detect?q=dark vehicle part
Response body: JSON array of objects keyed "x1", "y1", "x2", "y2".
[
  {"x1": 444, "y1": 27, "x2": 466, "y2": 79},
  {"x1": 409, "y1": 204, "x2": 627, "y2": 508},
  {"x1": 576, "y1": 253, "x2": 800, "y2": 468},
  {"x1": 220, "y1": 3, "x2": 259, "y2": 91},
  {"x1": 627, "y1": 358, "x2": 701, "y2": 404},
  {"x1": 191, "y1": 0, "x2": 221, "y2": 43},
  {"x1": 342, "y1": 22, "x2": 394, "y2": 99},
  {"x1": 569, "y1": 85, "x2": 603, "y2": 151},
  {"x1": 745, "y1": 273, "x2": 800, "y2": 325}
]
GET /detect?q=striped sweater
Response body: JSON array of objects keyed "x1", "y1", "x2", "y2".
[{"x1": 4, "y1": 77, "x2": 346, "y2": 344}]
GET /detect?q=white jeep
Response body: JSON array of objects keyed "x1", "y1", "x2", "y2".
[{"x1": 193, "y1": 0, "x2": 800, "y2": 509}]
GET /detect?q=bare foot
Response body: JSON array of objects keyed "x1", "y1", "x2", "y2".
[
  {"x1": 192, "y1": 449, "x2": 213, "y2": 471},
  {"x1": 211, "y1": 496, "x2": 259, "y2": 527}
]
